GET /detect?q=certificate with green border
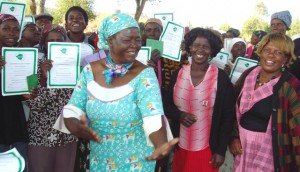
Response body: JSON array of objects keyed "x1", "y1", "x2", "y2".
[
  {"x1": 23, "y1": 15, "x2": 35, "y2": 24},
  {"x1": 135, "y1": 47, "x2": 151, "y2": 65},
  {"x1": 1, "y1": 48, "x2": 38, "y2": 96},
  {"x1": 47, "y1": 42, "x2": 81, "y2": 88},
  {"x1": 230, "y1": 57, "x2": 258, "y2": 84},
  {"x1": 0, "y1": 2, "x2": 26, "y2": 40},
  {"x1": 209, "y1": 51, "x2": 230, "y2": 69},
  {"x1": 0, "y1": 148, "x2": 25, "y2": 172},
  {"x1": 154, "y1": 13, "x2": 173, "y2": 29},
  {"x1": 159, "y1": 21, "x2": 184, "y2": 62}
]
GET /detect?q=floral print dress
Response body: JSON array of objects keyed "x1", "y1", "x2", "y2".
[{"x1": 67, "y1": 65, "x2": 164, "y2": 172}]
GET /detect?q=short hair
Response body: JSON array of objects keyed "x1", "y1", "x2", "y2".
[
  {"x1": 65, "y1": 6, "x2": 88, "y2": 25},
  {"x1": 256, "y1": 32, "x2": 296, "y2": 66},
  {"x1": 184, "y1": 27, "x2": 222, "y2": 57}
]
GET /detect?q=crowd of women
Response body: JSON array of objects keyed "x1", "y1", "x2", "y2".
[{"x1": 0, "y1": 5, "x2": 300, "y2": 172}]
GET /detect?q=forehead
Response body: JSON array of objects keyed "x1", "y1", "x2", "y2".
[
  {"x1": 46, "y1": 30, "x2": 64, "y2": 39},
  {"x1": 25, "y1": 25, "x2": 38, "y2": 30},
  {"x1": 68, "y1": 10, "x2": 84, "y2": 16},
  {"x1": 271, "y1": 18, "x2": 284, "y2": 24},
  {"x1": 36, "y1": 18, "x2": 51, "y2": 23},
  {"x1": 0, "y1": 20, "x2": 19, "y2": 27},
  {"x1": 145, "y1": 22, "x2": 161, "y2": 29}
]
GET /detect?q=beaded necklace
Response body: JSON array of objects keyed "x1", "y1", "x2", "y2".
[
  {"x1": 103, "y1": 54, "x2": 133, "y2": 85},
  {"x1": 256, "y1": 74, "x2": 277, "y2": 86}
]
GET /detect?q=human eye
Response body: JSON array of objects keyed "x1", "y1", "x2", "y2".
[
  {"x1": 262, "y1": 48, "x2": 270, "y2": 54},
  {"x1": 274, "y1": 50, "x2": 284, "y2": 57}
]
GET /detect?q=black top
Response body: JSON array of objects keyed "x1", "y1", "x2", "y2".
[
  {"x1": 240, "y1": 95, "x2": 272, "y2": 132},
  {"x1": 164, "y1": 66, "x2": 236, "y2": 156},
  {"x1": 0, "y1": 79, "x2": 28, "y2": 145}
]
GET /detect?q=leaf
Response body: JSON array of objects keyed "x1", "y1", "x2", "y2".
[
  {"x1": 9, "y1": 6, "x2": 15, "y2": 12},
  {"x1": 16, "y1": 54, "x2": 23, "y2": 60},
  {"x1": 60, "y1": 48, "x2": 67, "y2": 54}
]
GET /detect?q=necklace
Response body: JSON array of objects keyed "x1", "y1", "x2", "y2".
[{"x1": 256, "y1": 74, "x2": 276, "y2": 86}]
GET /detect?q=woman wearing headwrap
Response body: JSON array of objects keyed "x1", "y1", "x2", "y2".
[
  {"x1": 0, "y1": 14, "x2": 29, "y2": 170},
  {"x1": 247, "y1": 30, "x2": 267, "y2": 58},
  {"x1": 62, "y1": 13, "x2": 178, "y2": 172},
  {"x1": 224, "y1": 38, "x2": 247, "y2": 76},
  {"x1": 26, "y1": 24, "x2": 77, "y2": 172}
]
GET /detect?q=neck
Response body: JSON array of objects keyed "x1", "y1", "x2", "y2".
[
  {"x1": 191, "y1": 62, "x2": 209, "y2": 72},
  {"x1": 68, "y1": 32, "x2": 85, "y2": 42}
]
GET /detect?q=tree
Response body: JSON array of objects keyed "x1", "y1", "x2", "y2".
[
  {"x1": 219, "y1": 23, "x2": 231, "y2": 32},
  {"x1": 289, "y1": 18, "x2": 300, "y2": 37},
  {"x1": 37, "y1": 0, "x2": 46, "y2": 14},
  {"x1": 134, "y1": 0, "x2": 161, "y2": 21},
  {"x1": 50, "y1": 0, "x2": 96, "y2": 25},
  {"x1": 255, "y1": 1, "x2": 268, "y2": 17},
  {"x1": 241, "y1": 16, "x2": 269, "y2": 41}
]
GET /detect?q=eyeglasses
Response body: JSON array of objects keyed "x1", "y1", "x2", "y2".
[{"x1": 261, "y1": 48, "x2": 285, "y2": 57}]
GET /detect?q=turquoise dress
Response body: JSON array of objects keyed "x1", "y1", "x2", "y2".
[{"x1": 67, "y1": 65, "x2": 164, "y2": 172}]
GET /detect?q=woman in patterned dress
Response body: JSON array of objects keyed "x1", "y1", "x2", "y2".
[
  {"x1": 230, "y1": 32, "x2": 300, "y2": 171},
  {"x1": 62, "y1": 13, "x2": 178, "y2": 172},
  {"x1": 26, "y1": 24, "x2": 77, "y2": 172},
  {"x1": 164, "y1": 27, "x2": 236, "y2": 172}
]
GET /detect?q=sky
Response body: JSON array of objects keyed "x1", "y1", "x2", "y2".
[{"x1": 45, "y1": 0, "x2": 300, "y2": 31}]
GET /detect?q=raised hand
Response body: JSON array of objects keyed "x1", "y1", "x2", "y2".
[{"x1": 144, "y1": 138, "x2": 179, "y2": 161}]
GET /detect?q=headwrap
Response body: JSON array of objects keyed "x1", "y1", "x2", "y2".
[
  {"x1": 0, "y1": 14, "x2": 18, "y2": 25},
  {"x1": 227, "y1": 38, "x2": 246, "y2": 53},
  {"x1": 227, "y1": 28, "x2": 240, "y2": 37},
  {"x1": 145, "y1": 18, "x2": 163, "y2": 29},
  {"x1": 253, "y1": 30, "x2": 267, "y2": 41},
  {"x1": 271, "y1": 10, "x2": 292, "y2": 30},
  {"x1": 40, "y1": 24, "x2": 67, "y2": 44},
  {"x1": 97, "y1": 13, "x2": 139, "y2": 50}
]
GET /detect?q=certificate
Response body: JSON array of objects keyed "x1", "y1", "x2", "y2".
[
  {"x1": 159, "y1": 21, "x2": 184, "y2": 62},
  {"x1": 80, "y1": 43, "x2": 95, "y2": 66},
  {"x1": 209, "y1": 51, "x2": 230, "y2": 69},
  {"x1": 23, "y1": 15, "x2": 35, "y2": 24},
  {"x1": 47, "y1": 42, "x2": 80, "y2": 88},
  {"x1": 0, "y1": 148, "x2": 25, "y2": 172},
  {"x1": 0, "y1": 2, "x2": 26, "y2": 40},
  {"x1": 224, "y1": 38, "x2": 232, "y2": 52},
  {"x1": 1, "y1": 48, "x2": 38, "y2": 96},
  {"x1": 135, "y1": 47, "x2": 151, "y2": 65},
  {"x1": 154, "y1": 13, "x2": 173, "y2": 29},
  {"x1": 230, "y1": 57, "x2": 258, "y2": 84}
]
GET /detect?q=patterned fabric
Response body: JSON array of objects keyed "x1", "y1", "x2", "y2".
[
  {"x1": 67, "y1": 65, "x2": 163, "y2": 172},
  {"x1": 40, "y1": 24, "x2": 67, "y2": 44},
  {"x1": 103, "y1": 54, "x2": 133, "y2": 84},
  {"x1": 234, "y1": 66, "x2": 300, "y2": 171},
  {"x1": 0, "y1": 14, "x2": 18, "y2": 24},
  {"x1": 238, "y1": 66, "x2": 279, "y2": 115},
  {"x1": 173, "y1": 64, "x2": 217, "y2": 151},
  {"x1": 234, "y1": 119, "x2": 274, "y2": 172},
  {"x1": 26, "y1": 57, "x2": 77, "y2": 147},
  {"x1": 97, "y1": 13, "x2": 139, "y2": 50}
]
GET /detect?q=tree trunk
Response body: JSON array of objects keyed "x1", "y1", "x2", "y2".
[
  {"x1": 134, "y1": 0, "x2": 146, "y2": 22},
  {"x1": 37, "y1": 0, "x2": 46, "y2": 14},
  {"x1": 30, "y1": 0, "x2": 37, "y2": 15}
]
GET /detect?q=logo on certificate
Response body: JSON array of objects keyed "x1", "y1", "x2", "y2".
[
  {"x1": 60, "y1": 48, "x2": 67, "y2": 54},
  {"x1": 16, "y1": 54, "x2": 23, "y2": 60},
  {"x1": 10, "y1": 6, "x2": 15, "y2": 12}
]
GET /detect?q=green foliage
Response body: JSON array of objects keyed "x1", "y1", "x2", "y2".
[
  {"x1": 219, "y1": 23, "x2": 231, "y2": 32},
  {"x1": 241, "y1": 16, "x2": 269, "y2": 41},
  {"x1": 288, "y1": 18, "x2": 300, "y2": 37},
  {"x1": 50, "y1": 0, "x2": 96, "y2": 25},
  {"x1": 255, "y1": 1, "x2": 268, "y2": 16}
]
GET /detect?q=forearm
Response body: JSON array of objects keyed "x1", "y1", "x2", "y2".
[{"x1": 149, "y1": 116, "x2": 168, "y2": 148}]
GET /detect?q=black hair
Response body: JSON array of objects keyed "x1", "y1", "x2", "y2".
[
  {"x1": 184, "y1": 27, "x2": 223, "y2": 57},
  {"x1": 65, "y1": 6, "x2": 88, "y2": 25}
]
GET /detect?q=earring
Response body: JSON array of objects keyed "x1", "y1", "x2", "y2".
[{"x1": 281, "y1": 64, "x2": 285, "y2": 72}]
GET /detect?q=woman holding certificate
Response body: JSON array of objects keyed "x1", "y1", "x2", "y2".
[
  {"x1": 62, "y1": 13, "x2": 178, "y2": 172},
  {"x1": 230, "y1": 33, "x2": 300, "y2": 171},
  {"x1": 0, "y1": 14, "x2": 29, "y2": 169},
  {"x1": 164, "y1": 27, "x2": 236, "y2": 171},
  {"x1": 26, "y1": 24, "x2": 77, "y2": 172}
]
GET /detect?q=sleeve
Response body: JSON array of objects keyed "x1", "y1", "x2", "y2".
[
  {"x1": 287, "y1": 79, "x2": 300, "y2": 168},
  {"x1": 136, "y1": 68, "x2": 173, "y2": 146},
  {"x1": 163, "y1": 67, "x2": 182, "y2": 121},
  {"x1": 216, "y1": 70, "x2": 236, "y2": 156}
]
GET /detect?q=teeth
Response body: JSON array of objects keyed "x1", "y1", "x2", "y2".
[
  {"x1": 266, "y1": 60, "x2": 274, "y2": 64},
  {"x1": 196, "y1": 55, "x2": 203, "y2": 58},
  {"x1": 73, "y1": 24, "x2": 79, "y2": 27}
]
